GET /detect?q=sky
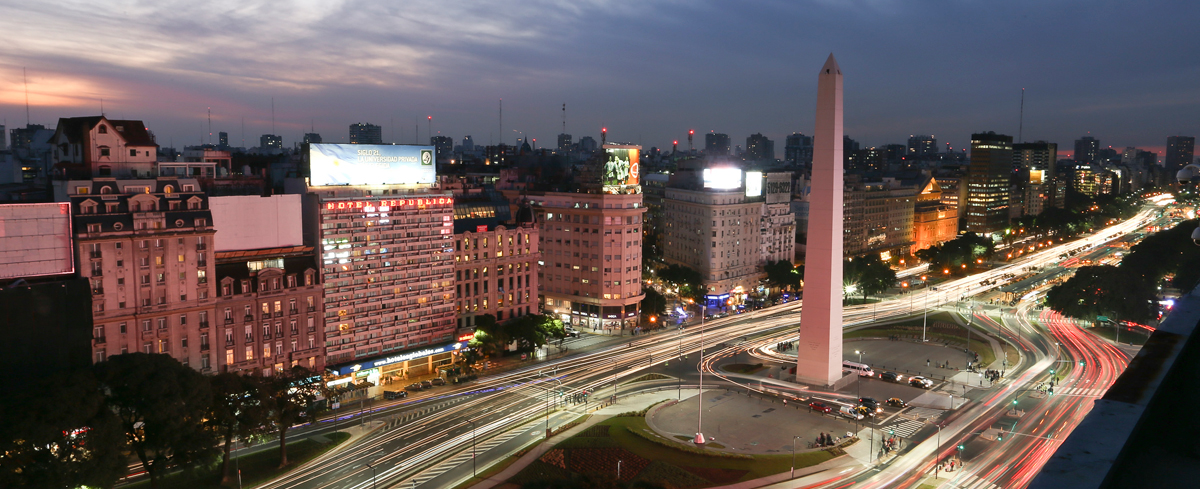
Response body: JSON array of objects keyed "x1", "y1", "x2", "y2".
[{"x1": 1, "y1": 0, "x2": 1198, "y2": 157}]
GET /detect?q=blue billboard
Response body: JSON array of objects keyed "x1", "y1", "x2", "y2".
[{"x1": 309, "y1": 143, "x2": 436, "y2": 186}]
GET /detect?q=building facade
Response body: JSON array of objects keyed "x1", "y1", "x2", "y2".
[
  {"x1": 1013, "y1": 141, "x2": 1059, "y2": 216},
  {"x1": 843, "y1": 175, "x2": 916, "y2": 259},
  {"x1": 453, "y1": 224, "x2": 538, "y2": 330},
  {"x1": 912, "y1": 178, "x2": 958, "y2": 252},
  {"x1": 964, "y1": 132, "x2": 1013, "y2": 236},
  {"x1": 68, "y1": 178, "x2": 218, "y2": 372},
  {"x1": 50, "y1": 116, "x2": 158, "y2": 179},
  {"x1": 760, "y1": 172, "x2": 796, "y2": 265},
  {"x1": 349, "y1": 123, "x2": 383, "y2": 145},
  {"x1": 1166, "y1": 136, "x2": 1195, "y2": 175}
]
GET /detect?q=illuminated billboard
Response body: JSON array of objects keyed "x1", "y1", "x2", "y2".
[
  {"x1": 602, "y1": 145, "x2": 640, "y2": 189},
  {"x1": 0, "y1": 203, "x2": 74, "y2": 280},
  {"x1": 745, "y1": 171, "x2": 763, "y2": 197},
  {"x1": 702, "y1": 168, "x2": 742, "y2": 189},
  {"x1": 309, "y1": 143, "x2": 435, "y2": 186}
]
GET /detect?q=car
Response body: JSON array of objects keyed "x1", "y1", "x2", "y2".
[
  {"x1": 421, "y1": 380, "x2": 433, "y2": 389},
  {"x1": 808, "y1": 401, "x2": 832, "y2": 414},
  {"x1": 909, "y1": 376, "x2": 933, "y2": 389},
  {"x1": 853, "y1": 406, "x2": 876, "y2": 418},
  {"x1": 564, "y1": 327, "x2": 580, "y2": 338},
  {"x1": 858, "y1": 397, "x2": 882, "y2": 413},
  {"x1": 879, "y1": 371, "x2": 903, "y2": 383},
  {"x1": 431, "y1": 377, "x2": 446, "y2": 386},
  {"x1": 405, "y1": 383, "x2": 424, "y2": 391},
  {"x1": 384, "y1": 390, "x2": 408, "y2": 400},
  {"x1": 838, "y1": 405, "x2": 864, "y2": 420},
  {"x1": 886, "y1": 397, "x2": 908, "y2": 408}
]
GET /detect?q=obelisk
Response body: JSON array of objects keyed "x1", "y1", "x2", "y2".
[{"x1": 796, "y1": 54, "x2": 844, "y2": 386}]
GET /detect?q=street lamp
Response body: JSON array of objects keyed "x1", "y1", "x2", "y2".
[
  {"x1": 791, "y1": 435, "x2": 804, "y2": 478},
  {"x1": 695, "y1": 304, "x2": 707, "y2": 445},
  {"x1": 923, "y1": 287, "x2": 938, "y2": 342},
  {"x1": 365, "y1": 462, "x2": 377, "y2": 489}
]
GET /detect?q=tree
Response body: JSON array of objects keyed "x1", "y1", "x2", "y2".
[
  {"x1": 207, "y1": 372, "x2": 269, "y2": 485},
  {"x1": 641, "y1": 288, "x2": 667, "y2": 321},
  {"x1": 258, "y1": 366, "x2": 321, "y2": 468},
  {"x1": 504, "y1": 314, "x2": 566, "y2": 352},
  {"x1": 94, "y1": 353, "x2": 219, "y2": 489},
  {"x1": 468, "y1": 314, "x2": 510, "y2": 357},
  {"x1": 657, "y1": 264, "x2": 706, "y2": 302},
  {"x1": 1045, "y1": 265, "x2": 1157, "y2": 324},
  {"x1": 844, "y1": 255, "x2": 896, "y2": 302},
  {"x1": 914, "y1": 233, "x2": 993, "y2": 271},
  {"x1": 763, "y1": 260, "x2": 803, "y2": 296},
  {"x1": 0, "y1": 368, "x2": 127, "y2": 489}
]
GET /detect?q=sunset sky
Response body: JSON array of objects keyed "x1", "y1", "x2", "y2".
[{"x1": 2, "y1": 0, "x2": 1196, "y2": 155}]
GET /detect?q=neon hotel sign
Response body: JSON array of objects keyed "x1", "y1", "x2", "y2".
[{"x1": 325, "y1": 197, "x2": 454, "y2": 212}]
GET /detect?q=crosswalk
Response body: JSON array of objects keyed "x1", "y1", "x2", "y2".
[
  {"x1": 907, "y1": 406, "x2": 944, "y2": 421},
  {"x1": 925, "y1": 468, "x2": 1001, "y2": 489},
  {"x1": 884, "y1": 419, "x2": 925, "y2": 438},
  {"x1": 1054, "y1": 386, "x2": 1106, "y2": 397}
]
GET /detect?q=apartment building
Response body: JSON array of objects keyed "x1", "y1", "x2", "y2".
[
  {"x1": 843, "y1": 175, "x2": 916, "y2": 259},
  {"x1": 68, "y1": 178, "x2": 217, "y2": 372}
]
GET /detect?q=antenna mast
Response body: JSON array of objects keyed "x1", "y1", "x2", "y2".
[
  {"x1": 270, "y1": 97, "x2": 275, "y2": 135},
  {"x1": 562, "y1": 103, "x2": 566, "y2": 135},
  {"x1": 499, "y1": 99, "x2": 503, "y2": 145},
  {"x1": 207, "y1": 107, "x2": 212, "y2": 145},
  {"x1": 23, "y1": 67, "x2": 31, "y2": 125},
  {"x1": 1018, "y1": 88, "x2": 1025, "y2": 143}
]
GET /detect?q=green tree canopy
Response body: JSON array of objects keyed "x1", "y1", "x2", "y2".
[
  {"x1": 505, "y1": 314, "x2": 566, "y2": 352},
  {"x1": 763, "y1": 260, "x2": 803, "y2": 294},
  {"x1": 641, "y1": 287, "x2": 667, "y2": 320},
  {"x1": 844, "y1": 255, "x2": 896, "y2": 302},
  {"x1": 0, "y1": 368, "x2": 127, "y2": 489},
  {"x1": 657, "y1": 264, "x2": 707, "y2": 302},
  {"x1": 95, "y1": 353, "x2": 219, "y2": 489},
  {"x1": 914, "y1": 232, "x2": 994, "y2": 272},
  {"x1": 1045, "y1": 265, "x2": 1157, "y2": 324},
  {"x1": 258, "y1": 366, "x2": 322, "y2": 468},
  {"x1": 207, "y1": 372, "x2": 269, "y2": 485}
]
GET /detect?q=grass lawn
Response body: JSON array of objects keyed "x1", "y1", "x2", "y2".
[
  {"x1": 124, "y1": 432, "x2": 350, "y2": 489},
  {"x1": 845, "y1": 319, "x2": 999, "y2": 368},
  {"x1": 1085, "y1": 324, "x2": 1149, "y2": 346},
  {"x1": 722, "y1": 364, "x2": 768, "y2": 375},
  {"x1": 509, "y1": 416, "x2": 838, "y2": 487}
]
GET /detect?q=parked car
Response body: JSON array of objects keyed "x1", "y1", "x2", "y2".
[
  {"x1": 405, "y1": 383, "x2": 424, "y2": 391},
  {"x1": 853, "y1": 405, "x2": 876, "y2": 418},
  {"x1": 886, "y1": 397, "x2": 908, "y2": 408},
  {"x1": 564, "y1": 327, "x2": 580, "y2": 338},
  {"x1": 384, "y1": 390, "x2": 408, "y2": 400},
  {"x1": 809, "y1": 401, "x2": 832, "y2": 414},
  {"x1": 909, "y1": 376, "x2": 933, "y2": 389},
  {"x1": 420, "y1": 380, "x2": 433, "y2": 389},
  {"x1": 880, "y1": 371, "x2": 903, "y2": 383},
  {"x1": 431, "y1": 377, "x2": 446, "y2": 386},
  {"x1": 858, "y1": 397, "x2": 882, "y2": 413},
  {"x1": 838, "y1": 405, "x2": 864, "y2": 420}
]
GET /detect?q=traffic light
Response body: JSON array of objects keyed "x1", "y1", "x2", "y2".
[
  {"x1": 889, "y1": 429, "x2": 895, "y2": 436},
  {"x1": 1050, "y1": 368, "x2": 1055, "y2": 374},
  {"x1": 997, "y1": 434, "x2": 1002, "y2": 441},
  {"x1": 1079, "y1": 360, "x2": 1085, "y2": 366},
  {"x1": 958, "y1": 445, "x2": 965, "y2": 451}
]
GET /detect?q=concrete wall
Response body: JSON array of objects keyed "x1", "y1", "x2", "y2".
[{"x1": 210, "y1": 195, "x2": 303, "y2": 251}]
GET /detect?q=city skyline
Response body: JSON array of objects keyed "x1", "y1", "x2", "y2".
[{"x1": 2, "y1": 1, "x2": 1198, "y2": 155}]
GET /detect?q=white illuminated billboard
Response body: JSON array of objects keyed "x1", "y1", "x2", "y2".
[
  {"x1": 0, "y1": 203, "x2": 74, "y2": 280},
  {"x1": 745, "y1": 171, "x2": 763, "y2": 197},
  {"x1": 702, "y1": 168, "x2": 742, "y2": 189},
  {"x1": 309, "y1": 143, "x2": 435, "y2": 186}
]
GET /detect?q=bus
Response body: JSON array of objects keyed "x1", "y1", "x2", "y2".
[{"x1": 842, "y1": 360, "x2": 874, "y2": 377}]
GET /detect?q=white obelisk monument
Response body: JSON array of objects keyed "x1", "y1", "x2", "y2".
[{"x1": 796, "y1": 54, "x2": 844, "y2": 386}]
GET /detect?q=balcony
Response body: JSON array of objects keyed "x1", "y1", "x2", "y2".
[
  {"x1": 225, "y1": 317, "x2": 234, "y2": 325},
  {"x1": 198, "y1": 321, "x2": 209, "y2": 330},
  {"x1": 93, "y1": 336, "x2": 106, "y2": 345},
  {"x1": 244, "y1": 315, "x2": 254, "y2": 322},
  {"x1": 91, "y1": 269, "x2": 103, "y2": 277},
  {"x1": 196, "y1": 243, "x2": 208, "y2": 251},
  {"x1": 274, "y1": 311, "x2": 283, "y2": 318},
  {"x1": 92, "y1": 287, "x2": 105, "y2": 295},
  {"x1": 308, "y1": 306, "x2": 317, "y2": 312},
  {"x1": 200, "y1": 343, "x2": 210, "y2": 352},
  {"x1": 90, "y1": 251, "x2": 102, "y2": 259},
  {"x1": 289, "y1": 308, "x2": 298, "y2": 315}
]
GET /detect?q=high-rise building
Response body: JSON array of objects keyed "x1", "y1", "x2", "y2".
[
  {"x1": 842, "y1": 175, "x2": 916, "y2": 257},
  {"x1": 67, "y1": 178, "x2": 217, "y2": 372},
  {"x1": 450, "y1": 191, "x2": 539, "y2": 332},
  {"x1": 557, "y1": 133, "x2": 572, "y2": 154},
  {"x1": 349, "y1": 123, "x2": 383, "y2": 144},
  {"x1": 1074, "y1": 136, "x2": 1099, "y2": 163},
  {"x1": 260, "y1": 134, "x2": 282, "y2": 150},
  {"x1": 964, "y1": 132, "x2": 1013, "y2": 236},
  {"x1": 1013, "y1": 141, "x2": 1059, "y2": 215},
  {"x1": 293, "y1": 144, "x2": 459, "y2": 387},
  {"x1": 303, "y1": 133, "x2": 323, "y2": 144},
  {"x1": 705, "y1": 133, "x2": 731, "y2": 156},
  {"x1": 784, "y1": 133, "x2": 813, "y2": 167},
  {"x1": 745, "y1": 133, "x2": 774, "y2": 161},
  {"x1": 907, "y1": 135, "x2": 937, "y2": 157},
  {"x1": 578, "y1": 136, "x2": 598, "y2": 153},
  {"x1": 760, "y1": 172, "x2": 796, "y2": 265},
  {"x1": 462, "y1": 136, "x2": 476, "y2": 152},
  {"x1": 431, "y1": 135, "x2": 453, "y2": 162},
  {"x1": 218, "y1": 131, "x2": 229, "y2": 149},
  {"x1": 1166, "y1": 136, "x2": 1195, "y2": 175}
]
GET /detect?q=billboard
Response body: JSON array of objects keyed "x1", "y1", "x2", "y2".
[
  {"x1": 0, "y1": 203, "x2": 74, "y2": 280},
  {"x1": 309, "y1": 143, "x2": 435, "y2": 186},
  {"x1": 703, "y1": 168, "x2": 742, "y2": 189},
  {"x1": 745, "y1": 171, "x2": 763, "y2": 197},
  {"x1": 209, "y1": 195, "x2": 303, "y2": 252},
  {"x1": 602, "y1": 145, "x2": 640, "y2": 188}
]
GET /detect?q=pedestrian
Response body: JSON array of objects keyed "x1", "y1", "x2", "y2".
[{"x1": 927, "y1": 359, "x2": 930, "y2": 367}]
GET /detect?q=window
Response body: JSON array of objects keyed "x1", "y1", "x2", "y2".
[
  {"x1": 119, "y1": 322, "x2": 127, "y2": 334},
  {"x1": 100, "y1": 147, "x2": 110, "y2": 157},
  {"x1": 181, "y1": 336, "x2": 188, "y2": 348},
  {"x1": 244, "y1": 326, "x2": 252, "y2": 342},
  {"x1": 130, "y1": 149, "x2": 137, "y2": 157},
  {"x1": 226, "y1": 349, "x2": 234, "y2": 365},
  {"x1": 197, "y1": 270, "x2": 207, "y2": 283},
  {"x1": 179, "y1": 314, "x2": 187, "y2": 325},
  {"x1": 245, "y1": 346, "x2": 253, "y2": 361},
  {"x1": 87, "y1": 223, "x2": 101, "y2": 233},
  {"x1": 95, "y1": 351, "x2": 106, "y2": 363},
  {"x1": 157, "y1": 318, "x2": 166, "y2": 329}
]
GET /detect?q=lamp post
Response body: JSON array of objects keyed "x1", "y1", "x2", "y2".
[
  {"x1": 469, "y1": 418, "x2": 477, "y2": 477},
  {"x1": 791, "y1": 435, "x2": 803, "y2": 478},
  {"x1": 695, "y1": 304, "x2": 707, "y2": 445},
  {"x1": 923, "y1": 286, "x2": 937, "y2": 342},
  {"x1": 366, "y1": 462, "x2": 377, "y2": 489}
]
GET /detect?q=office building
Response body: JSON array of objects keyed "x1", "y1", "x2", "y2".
[
  {"x1": 908, "y1": 135, "x2": 937, "y2": 157},
  {"x1": 349, "y1": 123, "x2": 383, "y2": 145},
  {"x1": 431, "y1": 135, "x2": 454, "y2": 162},
  {"x1": 964, "y1": 132, "x2": 1013, "y2": 236},
  {"x1": 557, "y1": 134, "x2": 572, "y2": 153},
  {"x1": 1013, "y1": 141, "x2": 1060, "y2": 215},
  {"x1": 784, "y1": 133, "x2": 813, "y2": 167},
  {"x1": 705, "y1": 133, "x2": 731, "y2": 156},
  {"x1": 260, "y1": 134, "x2": 283, "y2": 150},
  {"x1": 842, "y1": 175, "x2": 916, "y2": 258},
  {"x1": 745, "y1": 133, "x2": 775, "y2": 161},
  {"x1": 303, "y1": 133, "x2": 323, "y2": 144},
  {"x1": 1074, "y1": 136, "x2": 1099, "y2": 163},
  {"x1": 1166, "y1": 136, "x2": 1195, "y2": 175},
  {"x1": 759, "y1": 172, "x2": 796, "y2": 265},
  {"x1": 451, "y1": 190, "x2": 538, "y2": 332},
  {"x1": 218, "y1": 131, "x2": 229, "y2": 149}
]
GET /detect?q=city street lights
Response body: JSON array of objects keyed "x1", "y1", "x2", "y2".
[
  {"x1": 923, "y1": 286, "x2": 938, "y2": 342},
  {"x1": 365, "y1": 462, "x2": 377, "y2": 489},
  {"x1": 469, "y1": 418, "x2": 478, "y2": 477},
  {"x1": 791, "y1": 435, "x2": 804, "y2": 478},
  {"x1": 695, "y1": 304, "x2": 707, "y2": 445}
]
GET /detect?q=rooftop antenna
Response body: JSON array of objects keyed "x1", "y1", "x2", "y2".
[
  {"x1": 207, "y1": 107, "x2": 212, "y2": 145},
  {"x1": 23, "y1": 67, "x2": 31, "y2": 125},
  {"x1": 241, "y1": 116, "x2": 245, "y2": 148},
  {"x1": 390, "y1": 117, "x2": 394, "y2": 143},
  {"x1": 499, "y1": 99, "x2": 503, "y2": 146},
  {"x1": 270, "y1": 97, "x2": 275, "y2": 135},
  {"x1": 1018, "y1": 88, "x2": 1025, "y2": 143},
  {"x1": 100, "y1": 99, "x2": 104, "y2": 117},
  {"x1": 427, "y1": 116, "x2": 432, "y2": 144},
  {"x1": 562, "y1": 103, "x2": 566, "y2": 135}
]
